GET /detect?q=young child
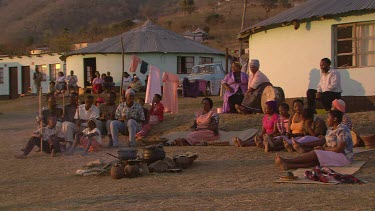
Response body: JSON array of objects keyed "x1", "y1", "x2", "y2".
[
  {"x1": 68, "y1": 119, "x2": 101, "y2": 155},
  {"x1": 135, "y1": 97, "x2": 151, "y2": 141},
  {"x1": 16, "y1": 116, "x2": 63, "y2": 158},
  {"x1": 48, "y1": 81, "x2": 57, "y2": 96},
  {"x1": 234, "y1": 101, "x2": 278, "y2": 147},
  {"x1": 263, "y1": 103, "x2": 290, "y2": 152},
  {"x1": 149, "y1": 94, "x2": 164, "y2": 125}
]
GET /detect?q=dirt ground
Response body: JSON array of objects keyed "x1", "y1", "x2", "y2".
[{"x1": 0, "y1": 95, "x2": 374, "y2": 210}]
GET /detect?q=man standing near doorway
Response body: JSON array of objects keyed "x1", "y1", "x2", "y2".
[
  {"x1": 315, "y1": 58, "x2": 342, "y2": 111},
  {"x1": 33, "y1": 68, "x2": 43, "y2": 96},
  {"x1": 66, "y1": 70, "x2": 78, "y2": 94}
]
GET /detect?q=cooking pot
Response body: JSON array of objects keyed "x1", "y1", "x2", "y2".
[
  {"x1": 110, "y1": 163, "x2": 125, "y2": 179},
  {"x1": 142, "y1": 144, "x2": 166, "y2": 165},
  {"x1": 124, "y1": 164, "x2": 140, "y2": 178},
  {"x1": 117, "y1": 148, "x2": 138, "y2": 161}
]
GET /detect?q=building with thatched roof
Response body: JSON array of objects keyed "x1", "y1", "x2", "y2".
[
  {"x1": 66, "y1": 21, "x2": 226, "y2": 88},
  {"x1": 239, "y1": 0, "x2": 375, "y2": 111}
]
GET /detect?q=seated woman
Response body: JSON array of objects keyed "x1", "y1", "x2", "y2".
[
  {"x1": 175, "y1": 98, "x2": 219, "y2": 146},
  {"x1": 332, "y1": 99, "x2": 352, "y2": 130},
  {"x1": 130, "y1": 76, "x2": 143, "y2": 92},
  {"x1": 234, "y1": 100, "x2": 278, "y2": 148},
  {"x1": 275, "y1": 110, "x2": 353, "y2": 170},
  {"x1": 55, "y1": 71, "x2": 67, "y2": 93},
  {"x1": 149, "y1": 94, "x2": 164, "y2": 125},
  {"x1": 287, "y1": 108, "x2": 327, "y2": 153},
  {"x1": 281, "y1": 99, "x2": 304, "y2": 151},
  {"x1": 92, "y1": 73, "x2": 104, "y2": 94}
]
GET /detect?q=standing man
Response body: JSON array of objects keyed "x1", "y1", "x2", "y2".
[
  {"x1": 33, "y1": 68, "x2": 43, "y2": 96},
  {"x1": 315, "y1": 58, "x2": 342, "y2": 111},
  {"x1": 221, "y1": 62, "x2": 249, "y2": 113},
  {"x1": 109, "y1": 89, "x2": 145, "y2": 148},
  {"x1": 66, "y1": 70, "x2": 78, "y2": 94}
]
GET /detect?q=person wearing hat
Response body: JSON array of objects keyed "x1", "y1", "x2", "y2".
[
  {"x1": 315, "y1": 58, "x2": 342, "y2": 111},
  {"x1": 235, "y1": 59, "x2": 272, "y2": 114},
  {"x1": 221, "y1": 62, "x2": 249, "y2": 113},
  {"x1": 332, "y1": 99, "x2": 352, "y2": 130},
  {"x1": 108, "y1": 88, "x2": 145, "y2": 147}
]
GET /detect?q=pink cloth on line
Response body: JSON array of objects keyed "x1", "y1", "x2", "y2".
[
  {"x1": 145, "y1": 65, "x2": 161, "y2": 104},
  {"x1": 314, "y1": 150, "x2": 351, "y2": 167},
  {"x1": 128, "y1": 55, "x2": 141, "y2": 72},
  {"x1": 162, "y1": 72, "x2": 179, "y2": 114}
]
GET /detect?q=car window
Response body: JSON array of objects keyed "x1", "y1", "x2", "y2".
[{"x1": 191, "y1": 64, "x2": 223, "y2": 74}]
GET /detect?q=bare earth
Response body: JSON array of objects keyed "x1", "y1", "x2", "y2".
[{"x1": 0, "y1": 95, "x2": 374, "y2": 210}]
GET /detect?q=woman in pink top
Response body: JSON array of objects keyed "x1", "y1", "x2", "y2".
[{"x1": 92, "y1": 73, "x2": 104, "y2": 94}]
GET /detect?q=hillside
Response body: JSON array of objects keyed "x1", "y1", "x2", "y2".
[{"x1": 0, "y1": 0, "x2": 295, "y2": 55}]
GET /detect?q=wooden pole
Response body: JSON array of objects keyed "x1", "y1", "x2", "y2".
[
  {"x1": 239, "y1": 0, "x2": 247, "y2": 58},
  {"x1": 62, "y1": 92, "x2": 65, "y2": 116},
  {"x1": 225, "y1": 48, "x2": 229, "y2": 74},
  {"x1": 39, "y1": 86, "x2": 43, "y2": 153},
  {"x1": 120, "y1": 37, "x2": 125, "y2": 97}
]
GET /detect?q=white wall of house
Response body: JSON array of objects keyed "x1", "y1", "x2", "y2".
[
  {"x1": 66, "y1": 53, "x2": 226, "y2": 88},
  {"x1": 248, "y1": 13, "x2": 375, "y2": 98},
  {"x1": 0, "y1": 54, "x2": 64, "y2": 96}
]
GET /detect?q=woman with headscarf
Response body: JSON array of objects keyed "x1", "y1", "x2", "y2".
[
  {"x1": 221, "y1": 62, "x2": 248, "y2": 113},
  {"x1": 174, "y1": 98, "x2": 220, "y2": 146}
]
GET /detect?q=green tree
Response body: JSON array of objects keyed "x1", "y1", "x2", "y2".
[{"x1": 205, "y1": 13, "x2": 225, "y2": 26}]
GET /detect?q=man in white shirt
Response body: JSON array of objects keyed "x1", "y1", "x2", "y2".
[
  {"x1": 66, "y1": 70, "x2": 79, "y2": 93},
  {"x1": 62, "y1": 95, "x2": 100, "y2": 144},
  {"x1": 237, "y1": 59, "x2": 272, "y2": 113},
  {"x1": 315, "y1": 58, "x2": 342, "y2": 110}
]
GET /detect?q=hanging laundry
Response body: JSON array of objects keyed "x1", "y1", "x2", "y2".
[
  {"x1": 145, "y1": 65, "x2": 161, "y2": 104},
  {"x1": 162, "y1": 72, "x2": 179, "y2": 114},
  {"x1": 128, "y1": 55, "x2": 141, "y2": 72},
  {"x1": 140, "y1": 60, "x2": 149, "y2": 74}
]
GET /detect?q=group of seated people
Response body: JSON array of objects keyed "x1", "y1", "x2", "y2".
[
  {"x1": 91, "y1": 71, "x2": 115, "y2": 94},
  {"x1": 48, "y1": 70, "x2": 79, "y2": 96},
  {"x1": 15, "y1": 88, "x2": 165, "y2": 158},
  {"x1": 122, "y1": 72, "x2": 144, "y2": 93}
]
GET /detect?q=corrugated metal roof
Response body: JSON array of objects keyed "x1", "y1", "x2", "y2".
[
  {"x1": 240, "y1": 0, "x2": 375, "y2": 36},
  {"x1": 67, "y1": 21, "x2": 224, "y2": 56}
]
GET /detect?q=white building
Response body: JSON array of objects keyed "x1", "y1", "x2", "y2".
[
  {"x1": 0, "y1": 53, "x2": 65, "y2": 99},
  {"x1": 239, "y1": 0, "x2": 375, "y2": 111},
  {"x1": 65, "y1": 21, "x2": 226, "y2": 89}
]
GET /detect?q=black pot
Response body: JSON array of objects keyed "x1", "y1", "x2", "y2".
[
  {"x1": 142, "y1": 144, "x2": 166, "y2": 165},
  {"x1": 117, "y1": 148, "x2": 138, "y2": 161}
]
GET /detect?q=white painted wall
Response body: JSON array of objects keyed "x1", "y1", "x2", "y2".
[
  {"x1": 248, "y1": 13, "x2": 375, "y2": 98},
  {"x1": 0, "y1": 54, "x2": 64, "y2": 96},
  {"x1": 66, "y1": 53, "x2": 226, "y2": 88}
]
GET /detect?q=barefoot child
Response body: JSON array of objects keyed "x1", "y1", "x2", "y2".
[
  {"x1": 15, "y1": 116, "x2": 63, "y2": 159},
  {"x1": 69, "y1": 119, "x2": 101, "y2": 155},
  {"x1": 136, "y1": 97, "x2": 151, "y2": 141},
  {"x1": 234, "y1": 100, "x2": 278, "y2": 147},
  {"x1": 262, "y1": 103, "x2": 290, "y2": 152},
  {"x1": 275, "y1": 110, "x2": 353, "y2": 170}
]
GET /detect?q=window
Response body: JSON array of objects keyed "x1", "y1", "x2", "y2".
[
  {"x1": 199, "y1": 57, "x2": 213, "y2": 64},
  {"x1": 177, "y1": 56, "x2": 194, "y2": 74},
  {"x1": 0, "y1": 67, "x2": 3, "y2": 83},
  {"x1": 35, "y1": 65, "x2": 47, "y2": 81},
  {"x1": 49, "y1": 63, "x2": 60, "y2": 81},
  {"x1": 334, "y1": 21, "x2": 375, "y2": 68}
]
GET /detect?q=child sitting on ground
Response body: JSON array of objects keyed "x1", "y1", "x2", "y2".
[
  {"x1": 234, "y1": 100, "x2": 278, "y2": 147},
  {"x1": 68, "y1": 119, "x2": 101, "y2": 155},
  {"x1": 149, "y1": 94, "x2": 164, "y2": 125},
  {"x1": 262, "y1": 103, "x2": 291, "y2": 152}
]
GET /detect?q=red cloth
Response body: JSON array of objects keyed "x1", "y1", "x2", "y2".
[
  {"x1": 92, "y1": 84, "x2": 103, "y2": 94},
  {"x1": 305, "y1": 165, "x2": 364, "y2": 184},
  {"x1": 128, "y1": 55, "x2": 141, "y2": 72},
  {"x1": 150, "y1": 102, "x2": 164, "y2": 122}
]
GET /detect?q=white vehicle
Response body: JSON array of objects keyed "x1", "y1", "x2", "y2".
[{"x1": 180, "y1": 62, "x2": 225, "y2": 96}]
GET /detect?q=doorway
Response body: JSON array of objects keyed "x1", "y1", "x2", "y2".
[
  {"x1": 83, "y1": 58, "x2": 96, "y2": 87},
  {"x1": 21, "y1": 66, "x2": 30, "y2": 94},
  {"x1": 9, "y1": 67, "x2": 18, "y2": 99}
]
